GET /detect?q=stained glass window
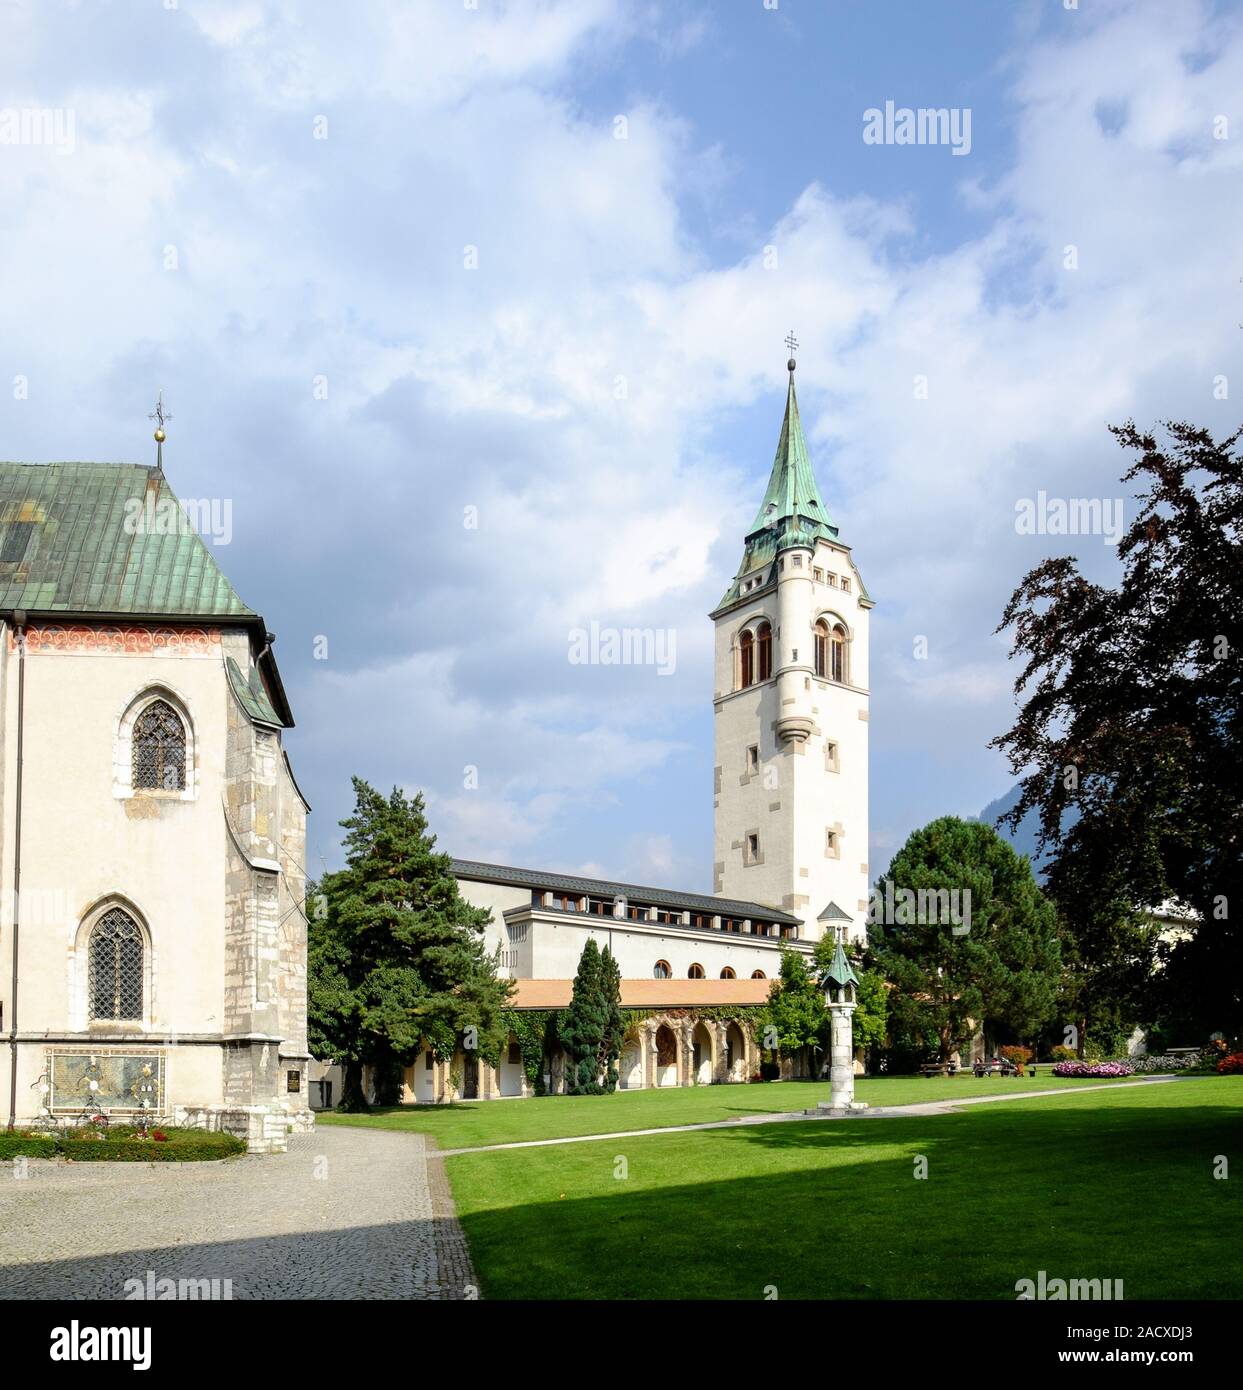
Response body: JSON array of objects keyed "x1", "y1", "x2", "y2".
[{"x1": 132, "y1": 699, "x2": 186, "y2": 791}]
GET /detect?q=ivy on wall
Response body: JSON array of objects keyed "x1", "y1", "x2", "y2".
[{"x1": 500, "y1": 1010, "x2": 559, "y2": 1095}]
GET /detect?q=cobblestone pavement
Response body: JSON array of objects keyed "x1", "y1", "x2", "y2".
[{"x1": 0, "y1": 1127, "x2": 478, "y2": 1300}]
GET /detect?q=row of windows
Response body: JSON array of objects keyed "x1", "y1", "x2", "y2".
[
  {"x1": 736, "y1": 619, "x2": 848, "y2": 689},
  {"x1": 654, "y1": 961, "x2": 766, "y2": 980},
  {"x1": 741, "y1": 562, "x2": 853, "y2": 596},
  {"x1": 530, "y1": 890, "x2": 791, "y2": 938}
]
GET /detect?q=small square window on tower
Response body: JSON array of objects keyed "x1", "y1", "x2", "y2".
[
  {"x1": 841, "y1": 577, "x2": 851, "y2": 593},
  {"x1": 746, "y1": 832, "x2": 759, "y2": 864},
  {"x1": 814, "y1": 567, "x2": 824, "y2": 582},
  {"x1": 825, "y1": 741, "x2": 838, "y2": 772},
  {"x1": 825, "y1": 828, "x2": 838, "y2": 856},
  {"x1": 746, "y1": 744, "x2": 759, "y2": 774},
  {"x1": 827, "y1": 573, "x2": 838, "y2": 587}
]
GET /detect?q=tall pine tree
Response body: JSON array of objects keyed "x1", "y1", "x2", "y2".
[
  {"x1": 308, "y1": 778, "x2": 511, "y2": 1110},
  {"x1": 560, "y1": 939, "x2": 609, "y2": 1094},
  {"x1": 596, "y1": 946, "x2": 624, "y2": 1093}
]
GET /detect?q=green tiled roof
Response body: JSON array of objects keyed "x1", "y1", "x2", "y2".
[{"x1": 0, "y1": 462, "x2": 254, "y2": 619}]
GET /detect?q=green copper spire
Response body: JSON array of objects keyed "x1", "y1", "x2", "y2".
[
  {"x1": 713, "y1": 349, "x2": 866, "y2": 613},
  {"x1": 746, "y1": 369, "x2": 838, "y2": 541}
]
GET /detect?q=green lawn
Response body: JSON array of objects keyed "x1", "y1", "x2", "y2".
[
  {"x1": 444, "y1": 1077, "x2": 1242, "y2": 1299},
  {"x1": 318, "y1": 1072, "x2": 1155, "y2": 1150}
]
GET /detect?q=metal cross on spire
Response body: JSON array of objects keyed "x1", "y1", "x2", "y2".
[
  {"x1": 784, "y1": 331, "x2": 798, "y2": 374},
  {"x1": 148, "y1": 390, "x2": 172, "y2": 473}
]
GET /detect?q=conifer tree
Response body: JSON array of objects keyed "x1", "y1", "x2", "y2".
[
  {"x1": 560, "y1": 938, "x2": 608, "y2": 1094},
  {"x1": 597, "y1": 946, "x2": 624, "y2": 1093},
  {"x1": 308, "y1": 777, "x2": 511, "y2": 1110}
]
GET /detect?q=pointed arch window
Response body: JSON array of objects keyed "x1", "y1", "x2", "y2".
[
  {"x1": 756, "y1": 621, "x2": 772, "y2": 681},
  {"x1": 739, "y1": 629, "x2": 755, "y2": 689},
  {"x1": 88, "y1": 907, "x2": 144, "y2": 1021},
  {"x1": 132, "y1": 699, "x2": 186, "y2": 791}
]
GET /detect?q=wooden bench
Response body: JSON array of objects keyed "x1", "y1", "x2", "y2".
[{"x1": 920, "y1": 1062, "x2": 959, "y2": 1077}]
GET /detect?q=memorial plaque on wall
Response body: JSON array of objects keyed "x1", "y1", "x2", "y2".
[{"x1": 47, "y1": 1049, "x2": 165, "y2": 1113}]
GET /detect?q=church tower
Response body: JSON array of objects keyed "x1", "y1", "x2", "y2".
[{"x1": 711, "y1": 350, "x2": 872, "y2": 944}]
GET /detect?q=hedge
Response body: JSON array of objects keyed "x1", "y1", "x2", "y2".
[{"x1": 0, "y1": 1127, "x2": 246, "y2": 1162}]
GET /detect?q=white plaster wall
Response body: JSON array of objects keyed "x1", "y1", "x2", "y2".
[
  {"x1": 0, "y1": 636, "x2": 237, "y2": 1040},
  {"x1": 713, "y1": 538, "x2": 871, "y2": 943}
]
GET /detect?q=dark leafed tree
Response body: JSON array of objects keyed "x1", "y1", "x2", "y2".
[
  {"x1": 812, "y1": 935, "x2": 889, "y2": 1060},
  {"x1": 763, "y1": 947, "x2": 828, "y2": 1064},
  {"x1": 560, "y1": 938, "x2": 609, "y2": 1095},
  {"x1": 596, "y1": 946, "x2": 624, "y2": 1093},
  {"x1": 869, "y1": 817, "x2": 1062, "y2": 1065},
  {"x1": 308, "y1": 778, "x2": 511, "y2": 1111},
  {"x1": 992, "y1": 421, "x2": 1243, "y2": 1037}
]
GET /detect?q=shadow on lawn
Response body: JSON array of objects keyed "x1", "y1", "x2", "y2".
[{"x1": 453, "y1": 1100, "x2": 1243, "y2": 1300}]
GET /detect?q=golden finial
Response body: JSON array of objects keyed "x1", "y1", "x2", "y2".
[{"x1": 147, "y1": 391, "x2": 172, "y2": 472}]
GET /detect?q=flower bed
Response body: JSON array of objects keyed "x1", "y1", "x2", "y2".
[
  {"x1": 1216, "y1": 1052, "x2": 1243, "y2": 1075},
  {"x1": 0, "y1": 1125, "x2": 245, "y2": 1162},
  {"x1": 1051, "y1": 1060, "x2": 1134, "y2": 1078},
  {"x1": 1127, "y1": 1051, "x2": 1212, "y2": 1074}
]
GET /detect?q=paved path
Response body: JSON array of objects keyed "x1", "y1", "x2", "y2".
[
  {"x1": 435, "y1": 1076, "x2": 1183, "y2": 1156},
  {"x1": 0, "y1": 1127, "x2": 476, "y2": 1301}
]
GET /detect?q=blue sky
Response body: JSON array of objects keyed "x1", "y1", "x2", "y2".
[{"x1": 2, "y1": 0, "x2": 1241, "y2": 888}]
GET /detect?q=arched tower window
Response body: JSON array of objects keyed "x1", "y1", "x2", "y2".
[
  {"x1": 132, "y1": 699, "x2": 186, "y2": 791},
  {"x1": 831, "y1": 623, "x2": 848, "y2": 684},
  {"x1": 739, "y1": 629, "x2": 754, "y2": 689},
  {"x1": 815, "y1": 620, "x2": 849, "y2": 684},
  {"x1": 756, "y1": 621, "x2": 772, "y2": 681},
  {"x1": 88, "y1": 907, "x2": 144, "y2": 1021}
]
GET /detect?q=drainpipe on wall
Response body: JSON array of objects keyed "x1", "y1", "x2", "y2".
[{"x1": 6, "y1": 609, "x2": 26, "y2": 1129}]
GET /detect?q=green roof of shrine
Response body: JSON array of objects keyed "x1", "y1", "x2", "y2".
[
  {"x1": 823, "y1": 937, "x2": 861, "y2": 989},
  {"x1": 0, "y1": 462, "x2": 253, "y2": 618}
]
